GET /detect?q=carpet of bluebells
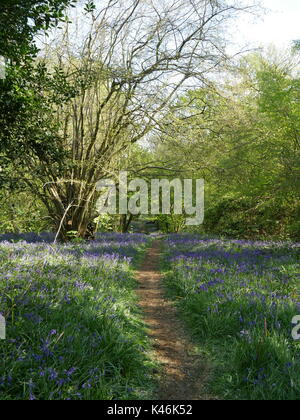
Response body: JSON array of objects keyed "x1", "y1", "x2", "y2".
[
  {"x1": 163, "y1": 235, "x2": 300, "y2": 400},
  {"x1": 0, "y1": 233, "x2": 154, "y2": 400}
]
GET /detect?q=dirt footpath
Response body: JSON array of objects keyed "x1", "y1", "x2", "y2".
[{"x1": 136, "y1": 241, "x2": 214, "y2": 400}]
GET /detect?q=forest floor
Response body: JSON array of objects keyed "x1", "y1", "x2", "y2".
[{"x1": 136, "y1": 241, "x2": 215, "y2": 400}]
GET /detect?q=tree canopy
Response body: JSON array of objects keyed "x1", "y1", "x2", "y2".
[
  {"x1": 1, "y1": 1, "x2": 299, "y2": 241},
  {"x1": 0, "y1": 0, "x2": 75, "y2": 60}
]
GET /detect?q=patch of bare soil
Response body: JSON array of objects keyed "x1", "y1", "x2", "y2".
[{"x1": 136, "y1": 241, "x2": 215, "y2": 400}]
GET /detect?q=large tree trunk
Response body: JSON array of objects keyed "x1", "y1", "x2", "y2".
[
  {"x1": 48, "y1": 184, "x2": 97, "y2": 242},
  {"x1": 120, "y1": 214, "x2": 133, "y2": 233}
]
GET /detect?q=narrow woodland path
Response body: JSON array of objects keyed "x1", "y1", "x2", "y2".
[{"x1": 136, "y1": 241, "x2": 214, "y2": 400}]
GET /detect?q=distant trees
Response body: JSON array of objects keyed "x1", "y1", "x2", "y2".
[
  {"x1": 153, "y1": 50, "x2": 300, "y2": 239},
  {"x1": 6, "y1": 2, "x2": 290, "y2": 240},
  {"x1": 13, "y1": 0, "x2": 250, "y2": 240}
]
